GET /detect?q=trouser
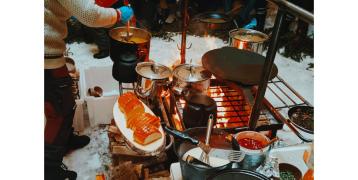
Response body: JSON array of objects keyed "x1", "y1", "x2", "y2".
[
  {"x1": 45, "y1": 65, "x2": 76, "y2": 163},
  {"x1": 83, "y1": 26, "x2": 110, "y2": 52}
]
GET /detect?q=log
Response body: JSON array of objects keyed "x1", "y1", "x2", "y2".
[
  {"x1": 108, "y1": 125, "x2": 121, "y2": 135},
  {"x1": 149, "y1": 170, "x2": 170, "y2": 178}
]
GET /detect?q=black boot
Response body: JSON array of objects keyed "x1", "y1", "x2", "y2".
[
  {"x1": 67, "y1": 129, "x2": 90, "y2": 153},
  {"x1": 45, "y1": 144, "x2": 77, "y2": 180},
  {"x1": 93, "y1": 50, "x2": 109, "y2": 59},
  {"x1": 45, "y1": 163, "x2": 77, "y2": 180}
]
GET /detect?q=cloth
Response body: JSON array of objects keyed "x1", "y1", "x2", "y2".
[
  {"x1": 95, "y1": 0, "x2": 119, "y2": 7},
  {"x1": 45, "y1": 0, "x2": 118, "y2": 69},
  {"x1": 44, "y1": 65, "x2": 75, "y2": 146}
]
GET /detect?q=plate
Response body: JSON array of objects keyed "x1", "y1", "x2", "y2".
[{"x1": 113, "y1": 99, "x2": 165, "y2": 155}]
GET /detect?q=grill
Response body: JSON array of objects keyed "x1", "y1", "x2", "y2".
[
  {"x1": 174, "y1": 79, "x2": 264, "y2": 129},
  {"x1": 161, "y1": 78, "x2": 283, "y2": 137},
  {"x1": 118, "y1": 75, "x2": 312, "y2": 139}
]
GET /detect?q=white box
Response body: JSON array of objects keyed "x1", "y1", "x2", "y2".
[{"x1": 79, "y1": 65, "x2": 120, "y2": 126}]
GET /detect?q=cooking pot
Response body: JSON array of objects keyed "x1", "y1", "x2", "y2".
[
  {"x1": 190, "y1": 12, "x2": 234, "y2": 35},
  {"x1": 172, "y1": 64, "x2": 212, "y2": 95},
  {"x1": 207, "y1": 169, "x2": 270, "y2": 180},
  {"x1": 109, "y1": 27, "x2": 151, "y2": 83},
  {"x1": 173, "y1": 127, "x2": 233, "y2": 180},
  {"x1": 232, "y1": 131, "x2": 270, "y2": 170},
  {"x1": 182, "y1": 88, "x2": 217, "y2": 128},
  {"x1": 135, "y1": 62, "x2": 172, "y2": 108},
  {"x1": 229, "y1": 29, "x2": 269, "y2": 54}
]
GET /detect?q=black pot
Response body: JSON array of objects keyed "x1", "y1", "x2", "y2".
[
  {"x1": 173, "y1": 127, "x2": 232, "y2": 180},
  {"x1": 109, "y1": 27, "x2": 151, "y2": 83},
  {"x1": 207, "y1": 169, "x2": 270, "y2": 180},
  {"x1": 112, "y1": 52, "x2": 139, "y2": 83}
]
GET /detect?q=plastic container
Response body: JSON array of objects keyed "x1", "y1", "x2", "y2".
[{"x1": 79, "y1": 65, "x2": 120, "y2": 126}]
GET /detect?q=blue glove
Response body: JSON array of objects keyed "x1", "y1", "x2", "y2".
[
  {"x1": 118, "y1": 6, "x2": 134, "y2": 24},
  {"x1": 243, "y1": 18, "x2": 257, "y2": 29}
]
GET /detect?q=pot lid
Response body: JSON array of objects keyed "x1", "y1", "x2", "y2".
[
  {"x1": 135, "y1": 62, "x2": 172, "y2": 80},
  {"x1": 173, "y1": 64, "x2": 212, "y2": 82}
]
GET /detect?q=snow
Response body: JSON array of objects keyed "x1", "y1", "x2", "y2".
[
  {"x1": 63, "y1": 126, "x2": 112, "y2": 180},
  {"x1": 64, "y1": 34, "x2": 313, "y2": 179}
]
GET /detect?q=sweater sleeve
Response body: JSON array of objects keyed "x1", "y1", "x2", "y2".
[{"x1": 57, "y1": 0, "x2": 119, "y2": 27}]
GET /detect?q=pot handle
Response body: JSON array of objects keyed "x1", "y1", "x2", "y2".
[
  {"x1": 137, "y1": 48, "x2": 148, "y2": 61},
  {"x1": 162, "y1": 124, "x2": 199, "y2": 145}
]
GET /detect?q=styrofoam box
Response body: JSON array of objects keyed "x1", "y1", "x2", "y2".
[{"x1": 79, "y1": 65, "x2": 120, "y2": 126}]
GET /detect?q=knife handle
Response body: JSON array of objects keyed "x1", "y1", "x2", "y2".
[{"x1": 163, "y1": 125, "x2": 199, "y2": 145}]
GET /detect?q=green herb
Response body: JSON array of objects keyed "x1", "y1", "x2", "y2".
[{"x1": 280, "y1": 171, "x2": 296, "y2": 180}]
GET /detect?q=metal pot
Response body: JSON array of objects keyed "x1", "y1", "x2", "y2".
[
  {"x1": 109, "y1": 27, "x2": 151, "y2": 83},
  {"x1": 173, "y1": 127, "x2": 233, "y2": 180},
  {"x1": 190, "y1": 12, "x2": 233, "y2": 35},
  {"x1": 207, "y1": 169, "x2": 270, "y2": 180},
  {"x1": 135, "y1": 62, "x2": 172, "y2": 108},
  {"x1": 172, "y1": 64, "x2": 212, "y2": 95},
  {"x1": 229, "y1": 29, "x2": 269, "y2": 54},
  {"x1": 232, "y1": 131, "x2": 271, "y2": 170}
]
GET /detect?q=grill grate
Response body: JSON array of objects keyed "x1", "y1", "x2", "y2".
[{"x1": 172, "y1": 79, "x2": 273, "y2": 130}]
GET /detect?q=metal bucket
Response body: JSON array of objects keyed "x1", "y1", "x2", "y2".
[
  {"x1": 229, "y1": 29, "x2": 269, "y2": 54},
  {"x1": 232, "y1": 131, "x2": 270, "y2": 170}
]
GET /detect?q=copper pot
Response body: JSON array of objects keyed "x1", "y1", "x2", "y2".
[{"x1": 229, "y1": 29, "x2": 269, "y2": 54}]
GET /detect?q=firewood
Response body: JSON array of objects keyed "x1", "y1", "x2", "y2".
[
  {"x1": 149, "y1": 170, "x2": 170, "y2": 178},
  {"x1": 114, "y1": 134, "x2": 123, "y2": 142},
  {"x1": 134, "y1": 164, "x2": 143, "y2": 178},
  {"x1": 111, "y1": 145, "x2": 142, "y2": 156},
  {"x1": 110, "y1": 161, "x2": 139, "y2": 180},
  {"x1": 143, "y1": 168, "x2": 150, "y2": 180},
  {"x1": 108, "y1": 125, "x2": 121, "y2": 135}
]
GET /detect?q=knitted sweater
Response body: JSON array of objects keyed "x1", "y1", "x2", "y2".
[{"x1": 45, "y1": 0, "x2": 119, "y2": 69}]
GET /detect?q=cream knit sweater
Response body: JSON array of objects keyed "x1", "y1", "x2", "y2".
[{"x1": 45, "y1": 0, "x2": 119, "y2": 69}]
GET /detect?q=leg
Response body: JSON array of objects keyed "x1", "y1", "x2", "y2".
[
  {"x1": 254, "y1": 0, "x2": 267, "y2": 31},
  {"x1": 93, "y1": 28, "x2": 110, "y2": 59},
  {"x1": 44, "y1": 66, "x2": 77, "y2": 180},
  {"x1": 236, "y1": 0, "x2": 257, "y2": 27}
]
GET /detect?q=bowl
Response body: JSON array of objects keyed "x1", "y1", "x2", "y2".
[{"x1": 279, "y1": 163, "x2": 302, "y2": 180}]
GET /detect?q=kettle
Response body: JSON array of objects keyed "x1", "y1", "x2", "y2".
[{"x1": 182, "y1": 88, "x2": 217, "y2": 128}]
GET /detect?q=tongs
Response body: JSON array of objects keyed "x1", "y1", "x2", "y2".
[{"x1": 163, "y1": 125, "x2": 244, "y2": 163}]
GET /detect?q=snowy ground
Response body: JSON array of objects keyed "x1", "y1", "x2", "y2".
[{"x1": 64, "y1": 34, "x2": 313, "y2": 180}]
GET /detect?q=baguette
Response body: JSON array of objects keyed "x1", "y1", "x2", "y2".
[{"x1": 133, "y1": 125, "x2": 162, "y2": 145}]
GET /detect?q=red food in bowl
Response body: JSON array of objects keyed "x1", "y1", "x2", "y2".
[{"x1": 237, "y1": 138, "x2": 264, "y2": 150}]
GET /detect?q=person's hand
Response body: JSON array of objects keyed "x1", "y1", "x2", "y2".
[{"x1": 118, "y1": 6, "x2": 134, "y2": 24}]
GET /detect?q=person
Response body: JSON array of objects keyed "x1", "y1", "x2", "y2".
[
  {"x1": 44, "y1": 0, "x2": 133, "y2": 179},
  {"x1": 82, "y1": 0, "x2": 124, "y2": 59},
  {"x1": 234, "y1": 0, "x2": 267, "y2": 31}
]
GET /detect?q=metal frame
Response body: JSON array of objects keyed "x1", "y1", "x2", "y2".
[{"x1": 248, "y1": 0, "x2": 314, "y2": 141}]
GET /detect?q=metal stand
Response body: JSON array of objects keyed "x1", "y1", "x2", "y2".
[
  {"x1": 179, "y1": 0, "x2": 192, "y2": 64},
  {"x1": 248, "y1": 0, "x2": 314, "y2": 130},
  {"x1": 249, "y1": 9, "x2": 285, "y2": 130},
  {"x1": 119, "y1": 83, "x2": 123, "y2": 96}
]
